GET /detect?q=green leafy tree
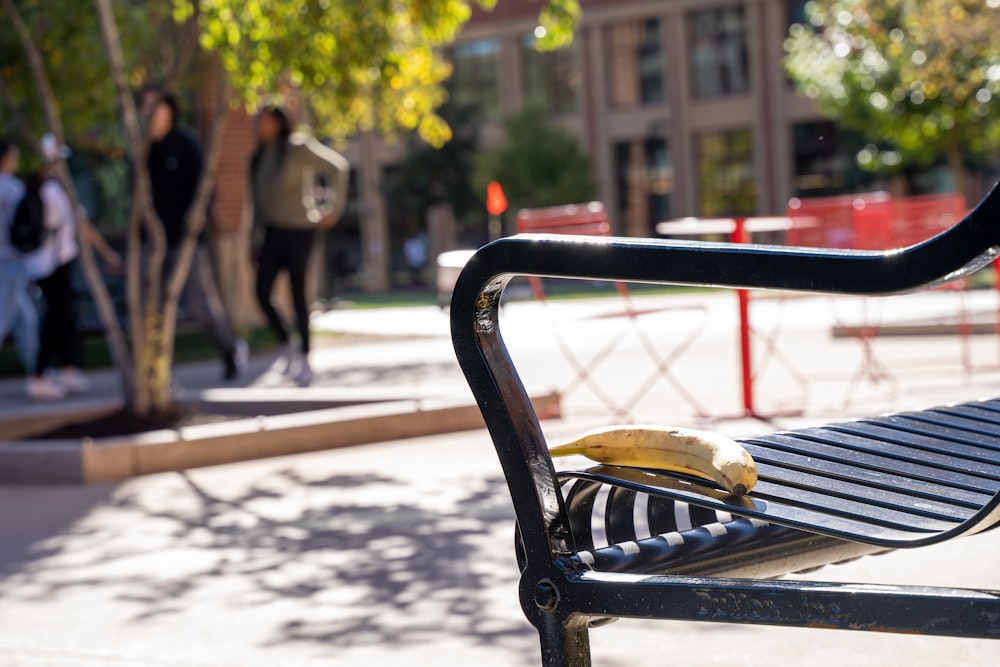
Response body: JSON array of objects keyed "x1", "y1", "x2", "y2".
[
  {"x1": 177, "y1": 0, "x2": 580, "y2": 147},
  {"x1": 784, "y1": 0, "x2": 1000, "y2": 198},
  {"x1": 2, "y1": 0, "x2": 580, "y2": 417},
  {"x1": 383, "y1": 102, "x2": 484, "y2": 245},
  {"x1": 472, "y1": 103, "x2": 597, "y2": 220},
  {"x1": 0, "y1": 2, "x2": 161, "y2": 148}
]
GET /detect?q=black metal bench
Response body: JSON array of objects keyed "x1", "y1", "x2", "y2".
[{"x1": 450, "y1": 183, "x2": 1000, "y2": 666}]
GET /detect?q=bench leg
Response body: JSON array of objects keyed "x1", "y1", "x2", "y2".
[{"x1": 537, "y1": 614, "x2": 592, "y2": 667}]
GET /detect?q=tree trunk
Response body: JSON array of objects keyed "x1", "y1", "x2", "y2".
[
  {"x1": 887, "y1": 172, "x2": 909, "y2": 198},
  {"x1": 1, "y1": 0, "x2": 134, "y2": 395},
  {"x1": 96, "y1": 0, "x2": 237, "y2": 415},
  {"x1": 95, "y1": 0, "x2": 170, "y2": 416},
  {"x1": 944, "y1": 139, "x2": 971, "y2": 204}
]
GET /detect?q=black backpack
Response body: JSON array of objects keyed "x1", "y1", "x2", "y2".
[{"x1": 9, "y1": 177, "x2": 46, "y2": 253}]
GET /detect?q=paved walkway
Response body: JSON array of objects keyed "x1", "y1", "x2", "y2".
[
  {"x1": 2, "y1": 289, "x2": 1000, "y2": 665},
  {"x1": 2, "y1": 287, "x2": 997, "y2": 421},
  {"x1": 2, "y1": 416, "x2": 1000, "y2": 666}
]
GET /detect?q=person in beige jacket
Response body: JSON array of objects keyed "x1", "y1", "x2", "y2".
[{"x1": 250, "y1": 107, "x2": 349, "y2": 387}]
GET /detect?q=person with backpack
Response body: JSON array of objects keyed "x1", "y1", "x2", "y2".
[
  {"x1": 24, "y1": 134, "x2": 122, "y2": 394},
  {"x1": 249, "y1": 106, "x2": 349, "y2": 387},
  {"x1": 0, "y1": 138, "x2": 60, "y2": 400}
]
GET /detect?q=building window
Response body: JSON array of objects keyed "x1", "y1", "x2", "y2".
[
  {"x1": 688, "y1": 6, "x2": 749, "y2": 98},
  {"x1": 521, "y1": 34, "x2": 578, "y2": 113},
  {"x1": 322, "y1": 169, "x2": 363, "y2": 295},
  {"x1": 615, "y1": 138, "x2": 673, "y2": 236},
  {"x1": 449, "y1": 39, "x2": 501, "y2": 117},
  {"x1": 792, "y1": 121, "x2": 872, "y2": 197},
  {"x1": 696, "y1": 129, "x2": 755, "y2": 216},
  {"x1": 606, "y1": 18, "x2": 665, "y2": 108},
  {"x1": 787, "y1": 0, "x2": 810, "y2": 28}
]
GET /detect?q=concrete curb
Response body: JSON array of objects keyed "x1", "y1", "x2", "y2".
[
  {"x1": 0, "y1": 398, "x2": 124, "y2": 441},
  {"x1": 0, "y1": 392, "x2": 561, "y2": 484}
]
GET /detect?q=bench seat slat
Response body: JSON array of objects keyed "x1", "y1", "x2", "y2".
[
  {"x1": 741, "y1": 440, "x2": 991, "y2": 509},
  {"x1": 755, "y1": 430, "x2": 1000, "y2": 491},
  {"x1": 806, "y1": 424, "x2": 1000, "y2": 480},
  {"x1": 960, "y1": 399, "x2": 1000, "y2": 416},
  {"x1": 928, "y1": 404, "x2": 1000, "y2": 425},
  {"x1": 893, "y1": 409, "x2": 1000, "y2": 439},
  {"x1": 839, "y1": 418, "x2": 1000, "y2": 455},
  {"x1": 748, "y1": 479, "x2": 963, "y2": 531},
  {"x1": 748, "y1": 453, "x2": 978, "y2": 521}
]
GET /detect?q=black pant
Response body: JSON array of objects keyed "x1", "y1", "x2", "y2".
[
  {"x1": 255, "y1": 226, "x2": 316, "y2": 355},
  {"x1": 37, "y1": 259, "x2": 81, "y2": 374},
  {"x1": 164, "y1": 245, "x2": 238, "y2": 360}
]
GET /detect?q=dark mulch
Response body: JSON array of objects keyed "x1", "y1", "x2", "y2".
[{"x1": 30, "y1": 406, "x2": 242, "y2": 440}]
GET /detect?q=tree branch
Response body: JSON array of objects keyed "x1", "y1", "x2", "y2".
[
  {"x1": 0, "y1": 0, "x2": 62, "y2": 140},
  {"x1": 94, "y1": 0, "x2": 169, "y2": 414},
  {"x1": 0, "y1": 73, "x2": 39, "y2": 146},
  {"x1": 162, "y1": 11, "x2": 201, "y2": 94}
]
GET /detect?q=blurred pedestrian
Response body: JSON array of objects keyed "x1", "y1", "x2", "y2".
[
  {"x1": 0, "y1": 138, "x2": 57, "y2": 400},
  {"x1": 143, "y1": 89, "x2": 248, "y2": 381},
  {"x1": 250, "y1": 106, "x2": 349, "y2": 387},
  {"x1": 403, "y1": 231, "x2": 428, "y2": 285},
  {"x1": 25, "y1": 134, "x2": 122, "y2": 394}
]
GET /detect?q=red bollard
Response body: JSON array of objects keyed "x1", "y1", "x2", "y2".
[{"x1": 731, "y1": 217, "x2": 755, "y2": 417}]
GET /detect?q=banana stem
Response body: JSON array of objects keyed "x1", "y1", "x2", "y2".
[{"x1": 548, "y1": 442, "x2": 586, "y2": 457}]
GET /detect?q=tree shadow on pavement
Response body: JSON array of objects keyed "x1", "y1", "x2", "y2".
[
  {"x1": 0, "y1": 464, "x2": 539, "y2": 663},
  {"x1": 0, "y1": 483, "x2": 119, "y2": 573}
]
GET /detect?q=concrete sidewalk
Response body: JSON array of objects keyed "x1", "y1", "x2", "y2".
[{"x1": 0, "y1": 330, "x2": 474, "y2": 427}]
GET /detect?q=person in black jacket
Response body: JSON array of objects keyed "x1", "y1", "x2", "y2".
[{"x1": 144, "y1": 90, "x2": 247, "y2": 380}]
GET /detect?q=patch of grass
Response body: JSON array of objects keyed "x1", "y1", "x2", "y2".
[
  {"x1": 541, "y1": 281, "x2": 718, "y2": 301},
  {"x1": 0, "y1": 276, "x2": 766, "y2": 380},
  {"x1": 324, "y1": 290, "x2": 439, "y2": 310},
  {"x1": 325, "y1": 280, "x2": 717, "y2": 311},
  {"x1": 0, "y1": 325, "x2": 282, "y2": 379}
]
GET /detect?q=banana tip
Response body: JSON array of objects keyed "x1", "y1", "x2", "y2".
[{"x1": 732, "y1": 484, "x2": 748, "y2": 497}]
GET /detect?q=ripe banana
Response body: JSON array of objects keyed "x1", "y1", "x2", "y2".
[{"x1": 549, "y1": 425, "x2": 758, "y2": 496}]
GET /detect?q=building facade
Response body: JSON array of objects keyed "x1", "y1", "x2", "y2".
[
  {"x1": 451, "y1": 0, "x2": 840, "y2": 239},
  {"x1": 216, "y1": 0, "x2": 875, "y2": 302},
  {"x1": 332, "y1": 0, "x2": 881, "y2": 295}
]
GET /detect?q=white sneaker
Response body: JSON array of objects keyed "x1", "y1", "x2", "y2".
[
  {"x1": 59, "y1": 368, "x2": 91, "y2": 394},
  {"x1": 293, "y1": 359, "x2": 314, "y2": 387},
  {"x1": 27, "y1": 376, "x2": 66, "y2": 401}
]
